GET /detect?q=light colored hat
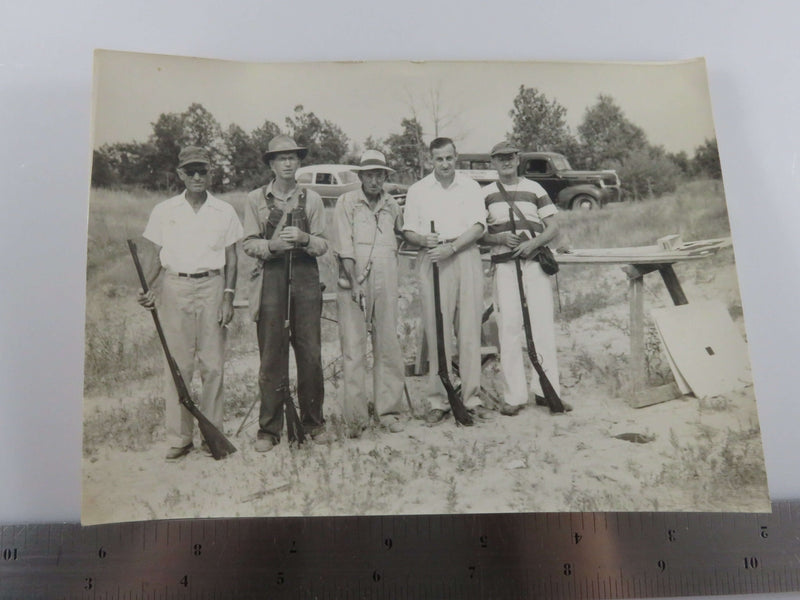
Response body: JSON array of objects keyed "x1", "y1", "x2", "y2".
[
  {"x1": 490, "y1": 141, "x2": 519, "y2": 156},
  {"x1": 177, "y1": 146, "x2": 210, "y2": 168},
  {"x1": 263, "y1": 135, "x2": 308, "y2": 161},
  {"x1": 352, "y1": 149, "x2": 394, "y2": 172}
]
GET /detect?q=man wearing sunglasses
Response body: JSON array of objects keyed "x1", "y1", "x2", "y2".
[{"x1": 137, "y1": 146, "x2": 243, "y2": 461}]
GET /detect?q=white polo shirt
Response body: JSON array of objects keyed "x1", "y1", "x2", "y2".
[
  {"x1": 402, "y1": 172, "x2": 486, "y2": 240},
  {"x1": 143, "y1": 191, "x2": 243, "y2": 273}
]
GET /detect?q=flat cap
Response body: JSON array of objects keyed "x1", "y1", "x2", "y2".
[
  {"x1": 490, "y1": 141, "x2": 519, "y2": 156},
  {"x1": 177, "y1": 146, "x2": 211, "y2": 168}
]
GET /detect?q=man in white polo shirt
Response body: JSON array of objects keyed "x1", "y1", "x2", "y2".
[
  {"x1": 137, "y1": 146, "x2": 243, "y2": 460},
  {"x1": 403, "y1": 137, "x2": 492, "y2": 425}
]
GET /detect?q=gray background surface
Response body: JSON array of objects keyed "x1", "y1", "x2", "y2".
[{"x1": 1, "y1": 0, "x2": 797, "y2": 534}]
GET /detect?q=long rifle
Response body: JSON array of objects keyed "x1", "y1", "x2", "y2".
[
  {"x1": 127, "y1": 240, "x2": 237, "y2": 459},
  {"x1": 282, "y1": 213, "x2": 306, "y2": 444},
  {"x1": 429, "y1": 221, "x2": 473, "y2": 426},
  {"x1": 508, "y1": 209, "x2": 566, "y2": 413}
]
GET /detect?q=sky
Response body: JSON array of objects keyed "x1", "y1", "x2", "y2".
[{"x1": 93, "y1": 51, "x2": 717, "y2": 156}]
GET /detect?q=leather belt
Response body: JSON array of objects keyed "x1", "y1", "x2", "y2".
[{"x1": 176, "y1": 269, "x2": 221, "y2": 278}]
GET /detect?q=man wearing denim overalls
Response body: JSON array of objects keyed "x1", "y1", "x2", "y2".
[{"x1": 242, "y1": 135, "x2": 331, "y2": 452}]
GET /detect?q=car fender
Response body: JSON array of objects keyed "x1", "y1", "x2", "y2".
[{"x1": 556, "y1": 184, "x2": 602, "y2": 207}]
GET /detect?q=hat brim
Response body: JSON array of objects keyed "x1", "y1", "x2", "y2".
[
  {"x1": 352, "y1": 165, "x2": 395, "y2": 173},
  {"x1": 178, "y1": 158, "x2": 211, "y2": 168},
  {"x1": 263, "y1": 147, "x2": 308, "y2": 161}
]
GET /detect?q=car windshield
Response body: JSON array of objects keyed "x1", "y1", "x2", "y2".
[
  {"x1": 339, "y1": 170, "x2": 359, "y2": 184},
  {"x1": 552, "y1": 156, "x2": 572, "y2": 170}
]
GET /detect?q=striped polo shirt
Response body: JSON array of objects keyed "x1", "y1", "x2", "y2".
[{"x1": 484, "y1": 178, "x2": 557, "y2": 256}]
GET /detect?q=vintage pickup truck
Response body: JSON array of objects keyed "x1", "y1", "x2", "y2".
[{"x1": 456, "y1": 151, "x2": 621, "y2": 210}]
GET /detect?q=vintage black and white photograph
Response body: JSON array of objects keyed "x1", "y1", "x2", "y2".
[{"x1": 82, "y1": 50, "x2": 769, "y2": 525}]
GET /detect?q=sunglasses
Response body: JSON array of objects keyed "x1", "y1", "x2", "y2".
[{"x1": 182, "y1": 166, "x2": 209, "y2": 177}]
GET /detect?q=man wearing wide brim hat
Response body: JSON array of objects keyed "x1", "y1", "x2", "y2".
[
  {"x1": 137, "y1": 146, "x2": 243, "y2": 460},
  {"x1": 334, "y1": 150, "x2": 407, "y2": 438},
  {"x1": 242, "y1": 135, "x2": 332, "y2": 451},
  {"x1": 262, "y1": 134, "x2": 308, "y2": 163}
]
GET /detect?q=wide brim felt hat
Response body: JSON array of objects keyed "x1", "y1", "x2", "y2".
[
  {"x1": 351, "y1": 149, "x2": 394, "y2": 172},
  {"x1": 262, "y1": 135, "x2": 308, "y2": 161}
]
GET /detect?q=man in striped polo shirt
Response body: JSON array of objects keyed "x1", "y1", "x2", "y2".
[{"x1": 481, "y1": 141, "x2": 565, "y2": 416}]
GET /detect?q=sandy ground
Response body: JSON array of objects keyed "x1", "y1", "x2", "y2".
[{"x1": 82, "y1": 255, "x2": 770, "y2": 525}]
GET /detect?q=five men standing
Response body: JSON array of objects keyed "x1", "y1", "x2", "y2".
[{"x1": 137, "y1": 135, "x2": 567, "y2": 460}]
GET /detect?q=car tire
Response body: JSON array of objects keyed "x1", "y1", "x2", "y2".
[{"x1": 572, "y1": 194, "x2": 598, "y2": 210}]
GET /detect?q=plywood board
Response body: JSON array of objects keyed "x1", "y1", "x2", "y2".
[{"x1": 651, "y1": 300, "x2": 752, "y2": 398}]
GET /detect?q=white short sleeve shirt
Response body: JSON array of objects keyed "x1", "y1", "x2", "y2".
[
  {"x1": 402, "y1": 172, "x2": 486, "y2": 239},
  {"x1": 143, "y1": 192, "x2": 243, "y2": 273}
]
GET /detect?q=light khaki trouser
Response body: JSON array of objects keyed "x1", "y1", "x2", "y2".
[
  {"x1": 417, "y1": 246, "x2": 484, "y2": 411},
  {"x1": 159, "y1": 272, "x2": 226, "y2": 447},
  {"x1": 338, "y1": 248, "x2": 405, "y2": 427},
  {"x1": 493, "y1": 260, "x2": 561, "y2": 406}
]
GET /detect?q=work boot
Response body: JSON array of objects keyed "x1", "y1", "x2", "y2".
[
  {"x1": 254, "y1": 438, "x2": 276, "y2": 453},
  {"x1": 500, "y1": 402, "x2": 523, "y2": 416},
  {"x1": 381, "y1": 416, "x2": 406, "y2": 433},
  {"x1": 311, "y1": 428, "x2": 337, "y2": 445},
  {"x1": 425, "y1": 409, "x2": 447, "y2": 425},
  {"x1": 468, "y1": 406, "x2": 495, "y2": 421}
]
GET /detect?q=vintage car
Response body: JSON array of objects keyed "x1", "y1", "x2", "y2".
[
  {"x1": 296, "y1": 164, "x2": 408, "y2": 206},
  {"x1": 456, "y1": 151, "x2": 622, "y2": 210}
]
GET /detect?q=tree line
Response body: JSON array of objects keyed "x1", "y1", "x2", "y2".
[{"x1": 92, "y1": 88, "x2": 722, "y2": 199}]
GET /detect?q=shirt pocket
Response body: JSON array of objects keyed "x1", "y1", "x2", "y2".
[
  {"x1": 354, "y1": 209, "x2": 376, "y2": 245},
  {"x1": 203, "y1": 220, "x2": 229, "y2": 251}
]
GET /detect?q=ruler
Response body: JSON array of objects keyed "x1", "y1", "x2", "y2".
[{"x1": 2, "y1": 501, "x2": 799, "y2": 599}]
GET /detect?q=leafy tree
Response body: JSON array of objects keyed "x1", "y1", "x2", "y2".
[
  {"x1": 667, "y1": 150, "x2": 692, "y2": 177},
  {"x1": 508, "y1": 86, "x2": 576, "y2": 154},
  {"x1": 90, "y1": 148, "x2": 115, "y2": 188},
  {"x1": 385, "y1": 117, "x2": 426, "y2": 179},
  {"x1": 285, "y1": 105, "x2": 349, "y2": 164},
  {"x1": 577, "y1": 94, "x2": 648, "y2": 169},
  {"x1": 618, "y1": 145, "x2": 681, "y2": 200},
  {"x1": 692, "y1": 138, "x2": 722, "y2": 179},
  {"x1": 223, "y1": 124, "x2": 264, "y2": 190}
]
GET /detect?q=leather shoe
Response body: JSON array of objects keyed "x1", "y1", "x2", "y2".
[
  {"x1": 425, "y1": 409, "x2": 447, "y2": 425},
  {"x1": 312, "y1": 428, "x2": 337, "y2": 444},
  {"x1": 346, "y1": 423, "x2": 368, "y2": 439},
  {"x1": 200, "y1": 441, "x2": 213, "y2": 457},
  {"x1": 468, "y1": 406, "x2": 495, "y2": 420},
  {"x1": 500, "y1": 402, "x2": 523, "y2": 416},
  {"x1": 254, "y1": 438, "x2": 276, "y2": 453},
  {"x1": 383, "y1": 418, "x2": 405, "y2": 433},
  {"x1": 165, "y1": 443, "x2": 193, "y2": 461}
]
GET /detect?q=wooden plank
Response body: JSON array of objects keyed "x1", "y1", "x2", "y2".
[
  {"x1": 659, "y1": 265, "x2": 689, "y2": 306},
  {"x1": 630, "y1": 382, "x2": 682, "y2": 409},
  {"x1": 628, "y1": 274, "x2": 646, "y2": 402}
]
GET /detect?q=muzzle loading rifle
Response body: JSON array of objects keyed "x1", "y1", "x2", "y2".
[
  {"x1": 282, "y1": 213, "x2": 306, "y2": 443},
  {"x1": 429, "y1": 221, "x2": 473, "y2": 426},
  {"x1": 508, "y1": 209, "x2": 565, "y2": 413},
  {"x1": 127, "y1": 240, "x2": 237, "y2": 459}
]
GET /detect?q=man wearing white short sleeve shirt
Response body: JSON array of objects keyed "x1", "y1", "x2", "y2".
[
  {"x1": 481, "y1": 141, "x2": 567, "y2": 416},
  {"x1": 403, "y1": 137, "x2": 493, "y2": 425},
  {"x1": 137, "y1": 146, "x2": 243, "y2": 460}
]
